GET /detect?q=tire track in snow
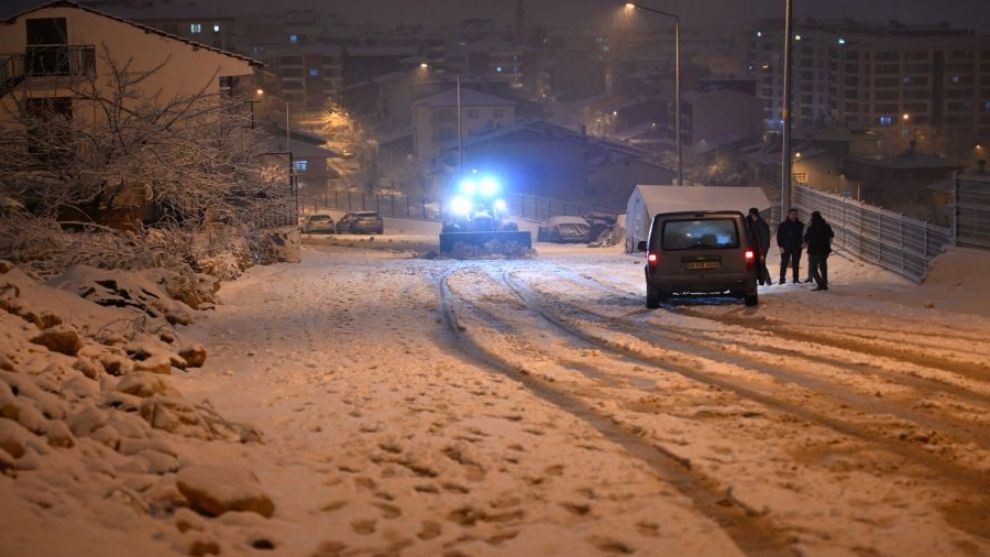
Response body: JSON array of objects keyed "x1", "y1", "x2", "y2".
[
  {"x1": 435, "y1": 268, "x2": 799, "y2": 557},
  {"x1": 550, "y1": 267, "x2": 990, "y2": 397},
  {"x1": 498, "y1": 270, "x2": 990, "y2": 495}
]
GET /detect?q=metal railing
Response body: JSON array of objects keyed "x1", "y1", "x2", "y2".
[
  {"x1": 955, "y1": 172, "x2": 990, "y2": 251},
  {"x1": 0, "y1": 55, "x2": 25, "y2": 97},
  {"x1": 24, "y1": 45, "x2": 96, "y2": 78},
  {"x1": 793, "y1": 184, "x2": 951, "y2": 283}
]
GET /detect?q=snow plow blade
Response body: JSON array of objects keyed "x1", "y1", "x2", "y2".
[{"x1": 439, "y1": 230, "x2": 532, "y2": 256}]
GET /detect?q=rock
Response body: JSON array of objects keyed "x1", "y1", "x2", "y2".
[
  {"x1": 116, "y1": 372, "x2": 179, "y2": 398},
  {"x1": 137, "y1": 448, "x2": 180, "y2": 474},
  {"x1": 67, "y1": 404, "x2": 109, "y2": 437},
  {"x1": 30, "y1": 325, "x2": 83, "y2": 356},
  {"x1": 0, "y1": 260, "x2": 12, "y2": 274},
  {"x1": 134, "y1": 353, "x2": 173, "y2": 375},
  {"x1": 179, "y1": 345, "x2": 207, "y2": 368},
  {"x1": 176, "y1": 465, "x2": 275, "y2": 518},
  {"x1": 0, "y1": 419, "x2": 31, "y2": 458},
  {"x1": 73, "y1": 357, "x2": 101, "y2": 380},
  {"x1": 923, "y1": 300, "x2": 935, "y2": 309},
  {"x1": 159, "y1": 329, "x2": 177, "y2": 344},
  {"x1": 0, "y1": 354, "x2": 14, "y2": 371},
  {"x1": 166, "y1": 310, "x2": 193, "y2": 326},
  {"x1": 21, "y1": 309, "x2": 63, "y2": 330}
]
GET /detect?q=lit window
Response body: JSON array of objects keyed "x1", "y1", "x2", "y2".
[
  {"x1": 951, "y1": 75, "x2": 960, "y2": 83},
  {"x1": 289, "y1": 34, "x2": 299, "y2": 44},
  {"x1": 837, "y1": 37, "x2": 846, "y2": 45},
  {"x1": 292, "y1": 160, "x2": 308, "y2": 172},
  {"x1": 756, "y1": 31, "x2": 762, "y2": 38},
  {"x1": 190, "y1": 23, "x2": 202, "y2": 33},
  {"x1": 878, "y1": 115, "x2": 893, "y2": 126},
  {"x1": 496, "y1": 66, "x2": 503, "y2": 73},
  {"x1": 213, "y1": 23, "x2": 221, "y2": 32},
  {"x1": 309, "y1": 68, "x2": 319, "y2": 77}
]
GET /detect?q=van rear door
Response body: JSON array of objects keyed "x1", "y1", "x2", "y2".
[{"x1": 655, "y1": 216, "x2": 747, "y2": 275}]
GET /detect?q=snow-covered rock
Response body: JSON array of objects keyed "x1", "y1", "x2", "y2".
[
  {"x1": 176, "y1": 465, "x2": 275, "y2": 518},
  {"x1": 30, "y1": 325, "x2": 83, "y2": 356}
]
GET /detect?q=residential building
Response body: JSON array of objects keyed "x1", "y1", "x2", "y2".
[
  {"x1": 412, "y1": 87, "x2": 516, "y2": 167},
  {"x1": 0, "y1": 1, "x2": 260, "y2": 114},
  {"x1": 750, "y1": 18, "x2": 990, "y2": 137},
  {"x1": 843, "y1": 140, "x2": 964, "y2": 213}
]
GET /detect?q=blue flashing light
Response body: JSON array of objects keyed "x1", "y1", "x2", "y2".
[
  {"x1": 450, "y1": 196, "x2": 472, "y2": 216},
  {"x1": 478, "y1": 176, "x2": 499, "y2": 197},
  {"x1": 459, "y1": 177, "x2": 477, "y2": 195}
]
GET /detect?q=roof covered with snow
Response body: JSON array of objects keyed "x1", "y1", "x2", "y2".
[{"x1": 632, "y1": 185, "x2": 772, "y2": 215}]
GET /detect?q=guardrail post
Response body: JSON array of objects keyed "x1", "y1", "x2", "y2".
[
  {"x1": 923, "y1": 222, "x2": 929, "y2": 260},
  {"x1": 899, "y1": 216, "x2": 905, "y2": 273}
]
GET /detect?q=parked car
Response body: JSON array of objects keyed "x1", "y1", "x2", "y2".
[
  {"x1": 301, "y1": 213, "x2": 335, "y2": 234},
  {"x1": 336, "y1": 211, "x2": 384, "y2": 234},
  {"x1": 537, "y1": 216, "x2": 591, "y2": 243},
  {"x1": 638, "y1": 211, "x2": 759, "y2": 308}
]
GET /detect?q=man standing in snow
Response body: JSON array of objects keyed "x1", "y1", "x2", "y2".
[
  {"x1": 748, "y1": 208, "x2": 772, "y2": 285},
  {"x1": 804, "y1": 211, "x2": 835, "y2": 291},
  {"x1": 776, "y1": 208, "x2": 804, "y2": 284}
]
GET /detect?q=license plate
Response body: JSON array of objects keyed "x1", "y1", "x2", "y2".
[{"x1": 686, "y1": 261, "x2": 720, "y2": 270}]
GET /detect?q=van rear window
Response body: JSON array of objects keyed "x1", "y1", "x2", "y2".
[{"x1": 661, "y1": 219, "x2": 739, "y2": 250}]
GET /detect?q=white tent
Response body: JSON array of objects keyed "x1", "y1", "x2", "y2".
[{"x1": 625, "y1": 185, "x2": 772, "y2": 252}]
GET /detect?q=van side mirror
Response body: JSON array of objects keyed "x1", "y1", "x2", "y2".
[{"x1": 637, "y1": 240, "x2": 647, "y2": 252}]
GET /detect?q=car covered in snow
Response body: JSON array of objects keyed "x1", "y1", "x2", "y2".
[
  {"x1": 537, "y1": 216, "x2": 592, "y2": 243},
  {"x1": 639, "y1": 210, "x2": 759, "y2": 308},
  {"x1": 335, "y1": 211, "x2": 384, "y2": 235},
  {"x1": 301, "y1": 213, "x2": 336, "y2": 234}
]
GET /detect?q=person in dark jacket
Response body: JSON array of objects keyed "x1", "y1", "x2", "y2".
[
  {"x1": 776, "y1": 208, "x2": 804, "y2": 284},
  {"x1": 747, "y1": 208, "x2": 772, "y2": 285},
  {"x1": 804, "y1": 211, "x2": 835, "y2": 291}
]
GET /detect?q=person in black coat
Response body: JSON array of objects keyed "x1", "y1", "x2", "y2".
[
  {"x1": 776, "y1": 208, "x2": 804, "y2": 284},
  {"x1": 747, "y1": 208, "x2": 772, "y2": 285},
  {"x1": 804, "y1": 211, "x2": 835, "y2": 291}
]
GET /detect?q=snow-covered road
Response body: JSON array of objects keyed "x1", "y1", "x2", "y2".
[{"x1": 177, "y1": 240, "x2": 990, "y2": 556}]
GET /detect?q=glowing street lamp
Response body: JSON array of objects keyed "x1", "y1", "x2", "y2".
[
  {"x1": 902, "y1": 113, "x2": 911, "y2": 122},
  {"x1": 621, "y1": 2, "x2": 682, "y2": 185}
]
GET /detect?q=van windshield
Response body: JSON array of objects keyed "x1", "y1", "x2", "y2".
[{"x1": 661, "y1": 219, "x2": 739, "y2": 250}]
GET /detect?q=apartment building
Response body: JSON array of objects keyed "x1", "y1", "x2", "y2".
[
  {"x1": 411, "y1": 87, "x2": 515, "y2": 167},
  {"x1": 831, "y1": 35, "x2": 990, "y2": 136},
  {"x1": 750, "y1": 19, "x2": 990, "y2": 137}
]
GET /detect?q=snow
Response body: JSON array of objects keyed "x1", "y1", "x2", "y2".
[{"x1": 2, "y1": 234, "x2": 990, "y2": 556}]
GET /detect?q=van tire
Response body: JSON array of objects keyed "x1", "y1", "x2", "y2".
[
  {"x1": 646, "y1": 285, "x2": 661, "y2": 309},
  {"x1": 744, "y1": 292, "x2": 759, "y2": 306}
]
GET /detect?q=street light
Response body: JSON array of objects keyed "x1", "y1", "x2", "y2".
[
  {"x1": 902, "y1": 113, "x2": 910, "y2": 122},
  {"x1": 623, "y1": 2, "x2": 682, "y2": 185},
  {"x1": 781, "y1": 0, "x2": 794, "y2": 214}
]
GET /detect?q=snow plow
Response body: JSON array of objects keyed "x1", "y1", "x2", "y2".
[{"x1": 438, "y1": 173, "x2": 532, "y2": 256}]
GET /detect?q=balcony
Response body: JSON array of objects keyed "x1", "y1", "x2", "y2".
[
  {"x1": 26, "y1": 45, "x2": 96, "y2": 77},
  {"x1": 0, "y1": 45, "x2": 96, "y2": 96}
]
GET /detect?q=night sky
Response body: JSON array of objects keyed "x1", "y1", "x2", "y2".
[{"x1": 3, "y1": 0, "x2": 988, "y2": 31}]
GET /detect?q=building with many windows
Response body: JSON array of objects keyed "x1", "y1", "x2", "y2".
[
  {"x1": 411, "y1": 87, "x2": 515, "y2": 167},
  {"x1": 750, "y1": 19, "x2": 990, "y2": 138}
]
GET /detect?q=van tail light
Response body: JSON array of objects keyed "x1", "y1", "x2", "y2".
[
  {"x1": 744, "y1": 249, "x2": 756, "y2": 267},
  {"x1": 647, "y1": 251, "x2": 659, "y2": 266}
]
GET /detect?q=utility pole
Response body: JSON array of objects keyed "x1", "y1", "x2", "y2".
[
  {"x1": 624, "y1": 4, "x2": 681, "y2": 185},
  {"x1": 674, "y1": 17, "x2": 681, "y2": 185},
  {"x1": 456, "y1": 75, "x2": 463, "y2": 173},
  {"x1": 781, "y1": 0, "x2": 794, "y2": 214}
]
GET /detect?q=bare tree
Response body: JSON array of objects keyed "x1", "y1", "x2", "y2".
[{"x1": 0, "y1": 46, "x2": 291, "y2": 274}]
